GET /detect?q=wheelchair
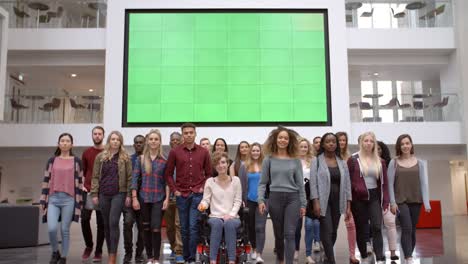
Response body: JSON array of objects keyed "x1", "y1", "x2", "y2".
[{"x1": 195, "y1": 207, "x2": 252, "y2": 264}]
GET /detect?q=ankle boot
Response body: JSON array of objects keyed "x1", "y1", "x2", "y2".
[
  {"x1": 108, "y1": 253, "x2": 117, "y2": 264},
  {"x1": 49, "y1": 251, "x2": 61, "y2": 264}
]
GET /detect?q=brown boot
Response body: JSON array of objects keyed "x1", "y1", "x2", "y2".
[{"x1": 108, "y1": 253, "x2": 116, "y2": 264}]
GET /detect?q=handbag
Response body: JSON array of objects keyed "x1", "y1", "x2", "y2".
[{"x1": 264, "y1": 159, "x2": 271, "y2": 199}]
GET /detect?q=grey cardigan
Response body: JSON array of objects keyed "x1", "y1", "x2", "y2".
[
  {"x1": 387, "y1": 158, "x2": 431, "y2": 210},
  {"x1": 310, "y1": 154, "x2": 352, "y2": 217}
]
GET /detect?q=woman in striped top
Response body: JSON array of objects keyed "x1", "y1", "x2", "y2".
[{"x1": 40, "y1": 133, "x2": 83, "y2": 264}]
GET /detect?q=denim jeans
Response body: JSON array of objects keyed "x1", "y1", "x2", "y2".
[
  {"x1": 100, "y1": 192, "x2": 125, "y2": 254},
  {"x1": 176, "y1": 193, "x2": 202, "y2": 262},
  {"x1": 208, "y1": 218, "x2": 241, "y2": 262},
  {"x1": 398, "y1": 203, "x2": 422, "y2": 258},
  {"x1": 47, "y1": 192, "x2": 75, "y2": 257},
  {"x1": 304, "y1": 216, "x2": 320, "y2": 256},
  {"x1": 246, "y1": 200, "x2": 268, "y2": 254}
]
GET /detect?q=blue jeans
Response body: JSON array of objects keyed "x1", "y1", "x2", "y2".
[
  {"x1": 304, "y1": 216, "x2": 320, "y2": 256},
  {"x1": 176, "y1": 193, "x2": 202, "y2": 261},
  {"x1": 208, "y1": 218, "x2": 240, "y2": 262},
  {"x1": 47, "y1": 192, "x2": 75, "y2": 257}
]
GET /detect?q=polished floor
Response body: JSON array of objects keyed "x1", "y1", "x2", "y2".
[{"x1": 0, "y1": 215, "x2": 467, "y2": 264}]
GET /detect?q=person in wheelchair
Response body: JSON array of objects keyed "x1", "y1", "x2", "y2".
[{"x1": 198, "y1": 152, "x2": 243, "y2": 264}]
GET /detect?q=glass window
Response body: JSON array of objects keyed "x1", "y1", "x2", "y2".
[{"x1": 378, "y1": 81, "x2": 393, "y2": 122}]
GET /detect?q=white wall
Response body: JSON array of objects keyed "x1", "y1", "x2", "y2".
[
  {"x1": 104, "y1": 0, "x2": 351, "y2": 145},
  {"x1": 450, "y1": 163, "x2": 468, "y2": 215},
  {"x1": 347, "y1": 28, "x2": 455, "y2": 50},
  {"x1": 0, "y1": 7, "x2": 8, "y2": 121},
  {"x1": 8, "y1": 29, "x2": 106, "y2": 50}
]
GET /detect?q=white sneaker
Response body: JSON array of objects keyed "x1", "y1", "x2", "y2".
[
  {"x1": 306, "y1": 256, "x2": 315, "y2": 263},
  {"x1": 146, "y1": 261, "x2": 152, "y2": 264},
  {"x1": 406, "y1": 258, "x2": 414, "y2": 264},
  {"x1": 376, "y1": 261, "x2": 385, "y2": 264},
  {"x1": 312, "y1": 241, "x2": 321, "y2": 252},
  {"x1": 250, "y1": 251, "x2": 257, "y2": 260},
  {"x1": 360, "y1": 257, "x2": 370, "y2": 264},
  {"x1": 366, "y1": 242, "x2": 373, "y2": 254},
  {"x1": 256, "y1": 256, "x2": 264, "y2": 263},
  {"x1": 294, "y1": 250, "x2": 299, "y2": 260}
]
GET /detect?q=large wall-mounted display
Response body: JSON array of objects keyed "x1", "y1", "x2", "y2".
[{"x1": 123, "y1": 9, "x2": 331, "y2": 126}]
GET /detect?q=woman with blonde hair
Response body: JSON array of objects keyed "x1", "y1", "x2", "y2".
[
  {"x1": 239, "y1": 142, "x2": 267, "y2": 263},
  {"x1": 91, "y1": 131, "x2": 132, "y2": 264},
  {"x1": 295, "y1": 137, "x2": 320, "y2": 264},
  {"x1": 347, "y1": 132, "x2": 389, "y2": 264},
  {"x1": 258, "y1": 127, "x2": 306, "y2": 264},
  {"x1": 131, "y1": 129, "x2": 169, "y2": 264}
]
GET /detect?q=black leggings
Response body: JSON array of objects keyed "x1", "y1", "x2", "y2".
[
  {"x1": 398, "y1": 203, "x2": 422, "y2": 258},
  {"x1": 141, "y1": 201, "x2": 164, "y2": 260},
  {"x1": 319, "y1": 195, "x2": 341, "y2": 264},
  {"x1": 351, "y1": 189, "x2": 384, "y2": 261}
]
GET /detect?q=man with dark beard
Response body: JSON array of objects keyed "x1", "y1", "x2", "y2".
[{"x1": 81, "y1": 126, "x2": 106, "y2": 262}]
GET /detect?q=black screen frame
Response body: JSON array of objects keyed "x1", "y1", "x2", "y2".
[{"x1": 122, "y1": 9, "x2": 332, "y2": 127}]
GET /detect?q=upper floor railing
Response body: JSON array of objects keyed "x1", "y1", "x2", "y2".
[
  {"x1": 350, "y1": 92, "x2": 459, "y2": 123},
  {"x1": 0, "y1": 0, "x2": 106, "y2": 28},
  {"x1": 5, "y1": 93, "x2": 102, "y2": 123},
  {"x1": 345, "y1": 0, "x2": 453, "y2": 28}
]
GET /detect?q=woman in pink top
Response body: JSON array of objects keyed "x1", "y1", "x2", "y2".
[{"x1": 40, "y1": 133, "x2": 83, "y2": 264}]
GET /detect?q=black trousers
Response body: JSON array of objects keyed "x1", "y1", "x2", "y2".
[
  {"x1": 351, "y1": 189, "x2": 384, "y2": 261},
  {"x1": 123, "y1": 204, "x2": 144, "y2": 257},
  {"x1": 81, "y1": 192, "x2": 105, "y2": 254},
  {"x1": 319, "y1": 195, "x2": 341, "y2": 264},
  {"x1": 398, "y1": 203, "x2": 422, "y2": 258},
  {"x1": 141, "y1": 201, "x2": 164, "y2": 260}
]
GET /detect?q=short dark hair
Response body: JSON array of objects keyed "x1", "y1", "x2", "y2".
[
  {"x1": 313, "y1": 136, "x2": 321, "y2": 142},
  {"x1": 133, "y1": 135, "x2": 145, "y2": 143},
  {"x1": 212, "y1": 152, "x2": 229, "y2": 169},
  {"x1": 181, "y1": 122, "x2": 196, "y2": 131},
  {"x1": 395, "y1": 134, "x2": 414, "y2": 156},
  {"x1": 92, "y1": 126, "x2": 104, "y2": 134}
]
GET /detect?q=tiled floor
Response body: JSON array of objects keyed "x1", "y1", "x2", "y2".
[{"x1": 0, "y1": 215, "x2": 467, "y2": 264}]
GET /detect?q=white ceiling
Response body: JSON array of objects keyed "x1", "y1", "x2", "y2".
[
  {"x1": 349, "y1": 64, "x2": 443, "y2": 81},
  {"x1": 7, "y1": 65, "x2": 105, "y2": 96}
]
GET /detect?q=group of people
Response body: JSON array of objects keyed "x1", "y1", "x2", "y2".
[{"x1": 40, "y1": 123, "x2": 430, "y2": 264}]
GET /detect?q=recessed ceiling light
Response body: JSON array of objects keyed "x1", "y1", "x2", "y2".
[
  {"x1": 70, "y1": 73, "x2": 77, "y2": 78},
  {"x1": 18, "y1": 73, "x2": 24, "y2": 81},
  {"x1": 88, "y1": 89, "x2": 94, "y2": 92},
  {"x1": 373, "y1": 72, "x2": 379, "y2": 76}
]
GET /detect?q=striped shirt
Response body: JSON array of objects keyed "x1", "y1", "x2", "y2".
[{"x1": 132, "y1": 156, "x2": 167, "y2": 203}]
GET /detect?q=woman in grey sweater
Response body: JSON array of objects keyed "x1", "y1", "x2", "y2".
[
  {"x1": 310, "y1": 133, "x2": 352, "y2": 264},
  {"x1": 258, "y1": 127, "x2": 307, "y2": 264}
]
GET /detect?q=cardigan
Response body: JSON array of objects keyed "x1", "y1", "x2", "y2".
[
  {"x1": 91, "y1": 152, "x2": 132, "y2": 197},
  {"x1": 387, "y1": 158, "x2": 431, "y2": 210},
  {"x1": 40, "y1": 156, "x2": 83, "y2": 223},
  {"x1": 200, "y1": 176, "x2": 242, "y2": 218},
  {"x1": 310, "y1": 154, "x2": 352, "y2": 217}
]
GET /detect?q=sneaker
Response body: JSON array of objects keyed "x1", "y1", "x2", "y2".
[
  {"x1": 294, "y1": 250, "x2": 299, "y2": 260},
  {"x1": 175, "y1": 255, "x2": 185, "y2": 263},
  {"x1": 57, "y1": 258, "x2": 66, "y2": 264},
  {"x1": 256, "y1": 256, "x2": 264, "y2": 263},
  {"x1": 50, "y1": 251, "x2": 61, "y2": 264},
  {"x1": 92, "y1": 253, "x2": 102, "y2": 262},
  {"x1": 306, "y1": 256, "x2": 315, "y2": 264},
  {"x1": 81, "y1": 247, "x2": 92, "y2": 261},
  {"x1": 390, "y1": 255, "x2": 399, "y2": 261},
  {"x1": 313, "y1": 242, "x2": 321, "y2": 252},
  {"x1": 146, "y1": 261, "x2": 153, "y2": 264},
  {"x1": 406, "y1": 258, "x2": 414, "y2": 264},
  {"x1": 135, "y1": 254, "x2": 145, "y2": 263},
  {"x1": 251, "y1": 251, "x2": 257, "y2": 260},
  {"x1": 366, "y1": 242, "x2": 373, "y2": 254},
  {"x1": 360, "y1": 257, "x2": 370, "y2": 264},
  {"x1": 376, "y1": 261, "x2": 385, "y2": 264},
  {"x1": 123, "y1": 253, "x2": 132, "y2": 264},
  {"x1": 168, "y1": 251, "x2": 176, "y2": 260}
]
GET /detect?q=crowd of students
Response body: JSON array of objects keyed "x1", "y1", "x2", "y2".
[{"x1": 40, "y1": 123, "x2": 430, "y2": 264}]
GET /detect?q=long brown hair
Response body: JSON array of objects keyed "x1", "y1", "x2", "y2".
[
  {"x1": 54, "y1": 133, "x2": 74, "y2": 156},
  {"x1": 336, "y1": 131, "x2": 351, "y2": 161},
  {"x1": 395, "y1": 134, "x2": 415, "y2": 156},
  {"x1": 100, "y1": 131, "x2": 130, "y2": 162},
  {"x1": 263, "y1": 126, "x2": 299, "y2": 158},
  {"x1": 245, "y1": 142, "x2": 264, "y2": 173},
  {"x1": 233, "y1": 141, "x2": 250, "y2": 176}
]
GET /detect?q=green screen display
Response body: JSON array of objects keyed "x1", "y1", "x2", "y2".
[{"x1": 124, "y1": 10, "x2": 331, "y2": 126}]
